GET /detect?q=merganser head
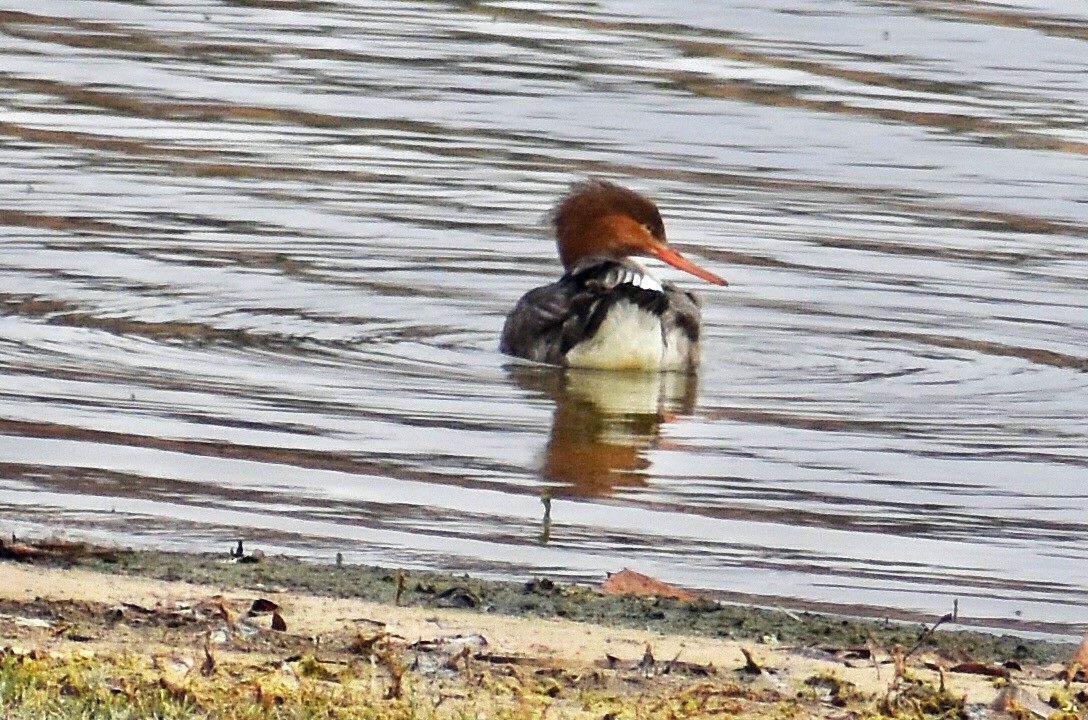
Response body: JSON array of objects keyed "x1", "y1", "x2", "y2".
[{"x1": 551, "y1": 179, "x2": 728, "y2": 286}]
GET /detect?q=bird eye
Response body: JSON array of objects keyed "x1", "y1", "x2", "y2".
[{"x1": 642, "y1": 222, "x2": 664, "y2": 240}]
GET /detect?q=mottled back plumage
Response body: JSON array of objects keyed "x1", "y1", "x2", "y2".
[
  {"x1": 500, "y1": 180, "x2": 724, "y2": 371},
  {"x1": 500, "y1": 257, "x2": 701, "y2": 368}
]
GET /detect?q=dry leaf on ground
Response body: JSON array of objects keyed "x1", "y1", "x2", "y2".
[{"x1": 600, "y1": 569, "x2": 697, "y2": 601}]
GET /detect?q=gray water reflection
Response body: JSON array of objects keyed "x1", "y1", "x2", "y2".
[{"x1": 1, "y1": 0, "x2": 1087, "y2": 638}]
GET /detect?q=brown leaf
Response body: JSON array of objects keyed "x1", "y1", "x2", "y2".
[
  {"x1": 352, "y1": 630, "x2": 389, "y2": 655},
  {"x1": 1074, "y1": 633, "x2": 1088, "y2": 666},
  {"x1": 4, "y1": 542, "x2": 41, "y2": 559},
  {"x1": 638, "y1": 643, "x2": 655, "y2": 674},
  {"x1": 119, "y1": 601, "x2": 155, "y2": 615},
  {"x1": 159, "y1": 676, "x2": 191, "y2": 702},
  {"x1": 201, "y1": 643, "x2": 216, "y2": 677},
  {"x1": 435, "y1": 586, "x2": 480, "y2": 608},
  {"x1": 396, "y1": 571, "x2": 407, "y2": 605},
  {"x1": 739, "y1": 646, "x2": 763, "y2": 675},
  {"x1": 444, "y1": 645, "x2": 471, "y2": 670},
  {"x1": 599, "y1": 569, "x2": 697, "y2": 601},
  {"x1": 248, "y1": 598, "x2": 280, "y2": 615},
  {"x1": 949, "y1": 661, "x2": 1009, "y2": 678},
  {"x1": 215, "y1": 598, "x2": 235, "y2": 625},
  {"x1": 662, "y1": 659, "x2": 716, "y2": 676},
  {"x1": 271, "y1": 611, "x2": 287, "y2": 632}
]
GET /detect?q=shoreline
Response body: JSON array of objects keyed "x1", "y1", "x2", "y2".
[
  {"x1": 1, "y1": 540, "x2": 1085, "y2": 718},
  {"x1": 79, "y1": 545, "x2": 1081, "y2": 663}
]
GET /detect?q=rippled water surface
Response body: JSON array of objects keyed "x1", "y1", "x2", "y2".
[{"x1": 2, "y1": 0, "x2": 1087, "y2": 638}]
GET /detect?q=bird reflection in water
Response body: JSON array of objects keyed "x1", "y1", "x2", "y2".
[{"x1": 508, "y1": 365, "x2": 697, "y2": 513}]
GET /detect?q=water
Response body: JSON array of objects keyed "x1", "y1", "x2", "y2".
[{"x1": 2, "y1": 0, "x2": 1087, "y2": 639}]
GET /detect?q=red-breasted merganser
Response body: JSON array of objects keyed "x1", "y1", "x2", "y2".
[{"x1": 501, "y1": 180, "x2": 727, "y2": 371}]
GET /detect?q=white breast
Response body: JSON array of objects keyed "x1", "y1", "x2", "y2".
[{"x1": 563, "y1": 299, "x2": 695, "y2": 371}]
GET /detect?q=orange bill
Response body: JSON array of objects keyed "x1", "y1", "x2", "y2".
[{"x1": 651, "y1": 245, "x2": 728, "y2": 286}]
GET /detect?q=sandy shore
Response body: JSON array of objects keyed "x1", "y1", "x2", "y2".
[{"x1": 1, "y1": 547, "x2": 1085, "y2": 718}]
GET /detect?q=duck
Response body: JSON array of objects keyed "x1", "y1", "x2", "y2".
[{"x1": 500, "y1": 179, "x2": 727, "y2": 371}]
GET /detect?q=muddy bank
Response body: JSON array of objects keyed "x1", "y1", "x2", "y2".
[
  {"x1": 14, "y1": 540, "x2": 1079, "y2": 665},
  {"x1": 1, "y1": 542, "x2": 1086, "y2": 719}
]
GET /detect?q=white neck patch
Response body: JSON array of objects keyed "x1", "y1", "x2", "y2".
[
  {"x1": 631, "y1": 272, "x2": 664, "y2": 292},
  {"x1": 622, "y1": 260, "x2": 664, "y2": 292}
]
